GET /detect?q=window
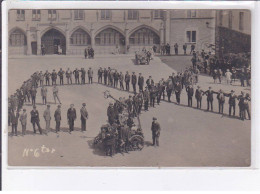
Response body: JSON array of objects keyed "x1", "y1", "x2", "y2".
[
  {"x1": 239, "y1": 12, "x2": 244, "y2": 30},
  {"x1": 74, "y1": 10, "x2": 84, "y2": 20},
  {"x1": 129, "y1": 28, "x2": 160, "y2": 45},
  {"x1": 48, "y1": 10, "x2": 57, "y2": 20},
  {"x1": 228, "y1": 11, "x2": 232, "y2": 29},
  {"x1": 32, "y1": 10, "x2": 41, "y2": 21},
  {"x1": 187, "y1": 10, "x2": 196, "y2": 18},
  {"x1": 101, "y1": 10, "x2": 111, "y2": 20},
  {"x1": 219, "y1": 10, "x2": 223, "y2": 26},
  {"x1": 17, "y1": 10, "x2": 25, "y2": 21},
  {"x1": 95, "y1": 28, "x2": 124, "y2": 46},
  {"x1": 154, "y1": 10, "x2": 164, "y2": 19},
  {"x1": 128, "y1": 10, "x2": 138, "y2": 20},
  {"x1": 70, "y1": 29, "x2": 91, "y2": 45},
  {"x1": 10, "y1": 29, "x2": 26, "y2": 46},
  {"x1": 186, "y1": 31, "x2": 196, "y2": 43}
]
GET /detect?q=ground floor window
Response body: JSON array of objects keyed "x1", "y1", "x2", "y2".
[
  {"x1": 186, "y1": 30, "x2": 196, "y2": 43},
  {"x1": 129, "y1": 28, "x2": 160, "y2": 45},
  {"x1": 9, "y1": 29, "x2": 26, "y2": 46},
  {"x1": 95, "y1": 28, "x2": 124, "y2": 46},
  {"x1": 70, "y1": 28, "x2": 91, "y2": 45}
]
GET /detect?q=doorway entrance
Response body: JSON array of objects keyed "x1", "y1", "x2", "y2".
[{"x1": 41, "y1": 29, "x2": 66, "y2": 55}]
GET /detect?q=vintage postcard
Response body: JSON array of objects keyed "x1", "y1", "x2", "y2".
[{"x1": 7, "y1": 8, "x2": 251, "y2": 167}]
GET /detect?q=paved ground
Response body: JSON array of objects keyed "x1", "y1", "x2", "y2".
[{"x1": 7, "y1": 54, "x2": 251, "y2": 167}]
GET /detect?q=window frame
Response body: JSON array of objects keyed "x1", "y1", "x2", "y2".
[
  {"x1": 48, "y1": 10, "x2": 57, "y2": 21},
  {"x1": 154, "y1": 10, "x2": 164, "y2": 19},
  {"x1": 100, "y1": 10, "x2": 111, "y2": 20},
  {"x1": 128, "y1": 10, "x2": 138, "y2": 20},
  {"x1": 186, "y1": 30, "x2": 197, "y2": 43},
  {"x1": 32, "y1": 10, "x2": 41, "y2": 21},
  {"x1": 187, "y1": 10, "x2": 197, "y2": 18},
  {"x1": 74, "y1": 10, "x2": 84, "y2": 20},
  {"x1": 16, "y1": 9, "x2": 25, "y2": 21}
]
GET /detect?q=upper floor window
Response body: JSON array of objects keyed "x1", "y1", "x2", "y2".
[
  {"x1": 128, "y1": 10, "x2": 138, "y2": 20},
  {"x1": 74, "y1": 10, "x2": 84, "y2": 20},
  {"x1": 17, "y1": 10, "x2": 25, "y2": 21},
  {"x1": 101, "y1": 10, "x2": 111, "y2": 20},
  {"x1": 186, "y1": 30, "x2": 196, "y2": 43},
  {"x1": 48, "y1": 10, "x2": 57, "y2": 21},
  {"x1": 228, "y1": 11, "x2": 232, "y2": 29},
  {"x1": 154, "y1": 10, "x2": 164, "y2": 19},
  {"x1": 187, "y1": 10, "x2": 196, "y2": 18},
  {"x1": 239, "y1": 12, "x2": 244, "y2": 31},
  {"x1": 32, "y1": 10, "x2": 41, "y2": 21}
]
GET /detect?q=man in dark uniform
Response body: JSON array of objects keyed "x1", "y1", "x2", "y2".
[
  {"x1": 157, "y1": 82, "x2": 164, "y2": 105},
  {"x1": 80, "y1": 103, "x2": 89, "y2": 131},
  {"x1": 151, "y1": 117, "x2": 161, "y2": 147},
  {"x1": 73, "y1": 68, "x2": 80, "y2": 84},
  {"x1": 67, "y1": 104, "x2": 77, "y2": 132},
  {"x1": 183, "y1": 44, "x2": 187, "y2": 55},
  {"x1": 175, "y1": 81, "x2": 182, "y2": 104},
  {"x1": 125, "y1": 71, "x2": 130, "y2": 91},
  {"x1": 66, "y1": 68, "x2": 73, "y2": 84},
  {"x1": 103, "y1": 68, "x2": 108, "y2": 85},
  {"x1": 126, "y1": 95, "x2": 133, "y2": 115},
  {"x1": 131, "y1": 72, "x2": 137, "y2": 93},
  {"x1": 58, "y1": 68, "x2": 64, "y2": 85},
  {"x1": 225, "y1": 90, "x2": 237, "y2": 116},
  {"x1": 146, "y1": 76, "x2": 154, "y2": 91},
  {"x1": 217, "y1": 89, "x2": 225, "y2": 114},
  {"x1": 30, "y1": 105, "x2": 42, "y2": 134},
  {"x1": 238, "y1": 92, "x2": 245, "y2": 120},
  {"x1": 98, "y1": 67, "x2": 103, "y2": 83},
  {"x1": 10, "y1": 109, "x2": 19, "y2": 136},
  {"x1": 44, "y1": 70, "x2": 51, "y2": 86},
  {"x1": 81, "y1": 68, "x2": 86, "y2": 84},
  {"x1": 166, "y1": 77, "x2": 173, "y2": 102},
  {"x1": 244, "y1": 93, "x2": 251, "y2": 120},
  {"x1": 150, "y1": 83, "x2": 157, "y2": 107},
  {"x1": 31, "y1": 86, "x2": 37, "y2": 106},
  {"x1": 195, "y1": 86, "x2": 203, "y2": 109},
  {"x1": 54, "y1": 105, "x2": 61, "y2": 133},
  {"x1": 186, "y1": 84, "x2": 194, "y2": 107},
  {"x1": 138, "y1": 73, "x2": 144, "y2": 92},
  {"x1": 51, "y1": 69, "x2": 57, "y2": 85},
  {"x1": 143, "y1": 87, "x2": 150, "y2": 111},
  {"x1": 113, "y1": 70, "x2": 119, "y2": 88},
  {"x1": 204, "y1": 87, "x2": 215, "y2": 111},
  {"x1": 107, "y1": 102, "x2": 115, "y2": 125},
  {"x1": 119, "y1": 72, "x2": 124, "y2": 90}
]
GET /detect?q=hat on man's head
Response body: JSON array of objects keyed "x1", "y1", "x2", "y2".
[
  {"x1": 209, "y1": 87, "x2": 212, "y2": 89},
  {"x1": 231, "y1": 90, "x2": 234, "y2": 93},
  {"x1": 33, "y1": 105, "x2": 36, "y2": 108},
  {"x1": 82, "y1": 103, "x2": 86, "y2": 106},
  {"x1": 23, "y1": 109, "x2": 26, "y2": 111},
  {"x1": 58, "y1": 105, "x2": 61, "y2": 108},
  {"x1": 153, "y1": 117, "x2": 157, "y2": 120},
  {"x1": 47, "y1": 104, "x2": 50, "y2": 107}
]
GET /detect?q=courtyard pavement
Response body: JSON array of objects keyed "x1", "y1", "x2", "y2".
[{"x1": 7, "y1": 54, "x2": 251, "y2": 167}]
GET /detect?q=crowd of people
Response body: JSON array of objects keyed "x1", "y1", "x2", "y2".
[{"x1": 8, "y1": 56, "x2": 251, "y2": 137}]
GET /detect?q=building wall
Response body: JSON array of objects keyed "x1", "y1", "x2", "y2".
[
  {"x1": 169, "y1": 10, "x2": 215, "y2": 54},
  {"x1": 9, "y1": 9, "x2": 217, "y2": 56}
]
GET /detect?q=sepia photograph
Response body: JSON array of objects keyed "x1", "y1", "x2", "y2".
[{"x1": 7, "y1": 8, "x2": 251, "y2": 167}]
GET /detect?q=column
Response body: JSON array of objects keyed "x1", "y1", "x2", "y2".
[
  {"x1": 165, "y1": 10, "x2": 170, "y2": 45},
  {"x1": 90, "y1": 28, "x2": 95, "y2": 50},
  {"x1": 160, "y1": 23, "x2": 164, "y2": 45},
  {"x1": 65, "y1": 29, "x2": 70, "y2": 55},
  {"x1": 26, "y1": 29, "x2": 32, "y2": 55},
  {"x1": 125, "y1": 28, "x2": 129, "y2": 54},
  {"x1": 36, "y1": 30, "x2": 41, "y2": 55}
]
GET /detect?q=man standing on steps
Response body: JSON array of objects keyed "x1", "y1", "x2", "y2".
[
  {"x1": 131, "y1": 72, "x2": 137, "y2": 93},
  {"x1": 41, "y1": 86, "x2": 48, "y2": 105},
  {"x1": 73, "y1": 68, "x2": 80, "y2": 84},
  {"x1": 67, "y1": 104, "x2": 77, "y2": 132},
  {"x1": 98, "y1": 67, "x2": 103, "y2": 84},
  {"x1": 31, "y1": 86, "x2": 37, "y2": 106},
  {"x1": 80, "y1": 103, "x2": 89, "y2": 132},
  {"x1": 51, "y1": 69, "x2": 57, "y2": 85},
  {"x1": 81, "y1": 68, "x2": 86, "y2": 84},
  {"x1": 88, "y1": 67, "x2": 93, "y2": 84},
  {"x1": 54, "y1": 105, "x2": 61, "y2": 133},
  {"x1": 125, "y1": 71, "x2": 130, "y2": 91},
  {"x1": 58, "y1": 68, "x2": 64, "y2": 85},
  {"x1": 31, "y1": 105, "x2": 42, "y2": 134},
  {"x1": 66, "y1": 68, "x2": 72, "y2": 84},
  {"x1": 138, "y1": 73, "x2": 144, "y2": 92},
  {"x1": 151, "y1": 117, "x2": 161, "y2": 147},
  {"x1": 43, "y1": 104, "x2": 51, "y2": 130},
  {"x1": 119, "y1": 72, "x2": 124, "y2": 90},
  {"x1": 103, "y1": 68, "x2": 108, "y2": 85},
  {"x1": 53, "y1": 85, "x2": 61, "y2": 104}
]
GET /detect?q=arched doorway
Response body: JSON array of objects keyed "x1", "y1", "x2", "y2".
[
  {"x1": 41, "y1": 28, "x2": 66, "y2": 55},
  {"x1": 129, "y1": 27, "x2": 160, "y2": 53},
  {"x1": 70, "y1": 28, "x2": 91, "y2": 55},
  {"x1": 95, "y1": 27, "x2": 125, "y2": 54},
  {"x1": 9, "y1": 28, "x2": 27, "y2": 55}
]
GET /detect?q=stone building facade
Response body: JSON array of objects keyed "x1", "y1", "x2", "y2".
[{"x1": 8, "y1": 9, "x2": 218, "y2": 56}]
